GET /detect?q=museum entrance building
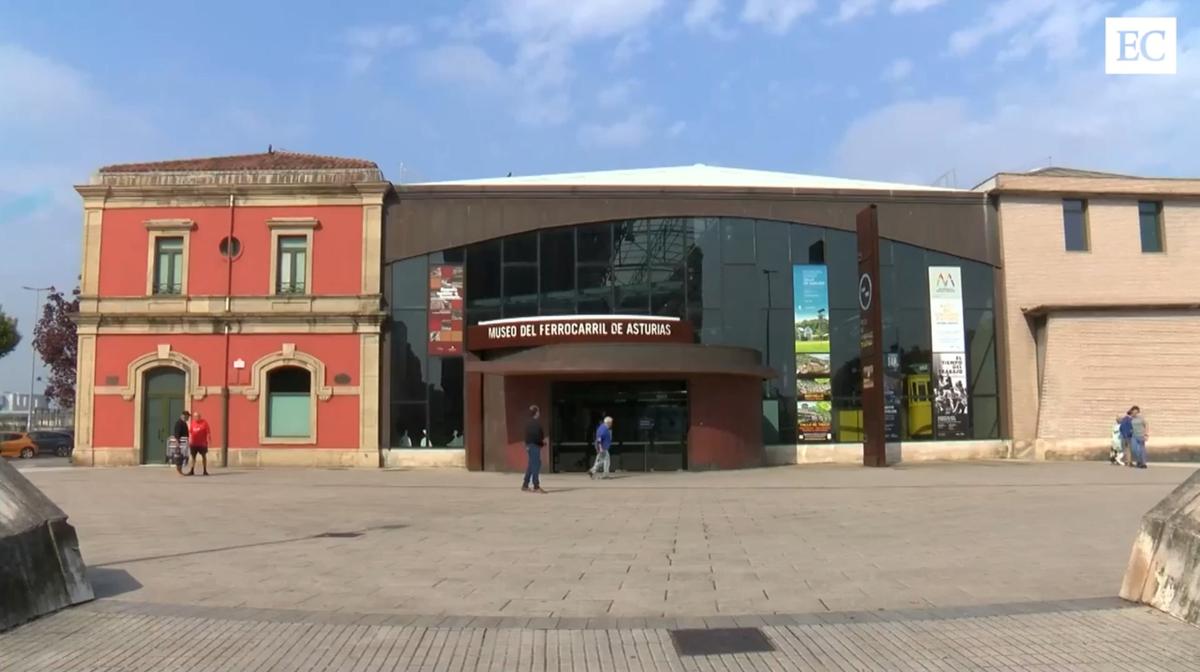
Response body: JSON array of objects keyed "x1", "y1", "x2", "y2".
[{"x1": 381, "y1": 166, "x2": 1005, "y2": 472}]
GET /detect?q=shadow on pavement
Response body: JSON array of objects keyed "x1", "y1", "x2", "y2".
[{"x1": 88, "y1": 567, "x2": 144, "y2": 599}]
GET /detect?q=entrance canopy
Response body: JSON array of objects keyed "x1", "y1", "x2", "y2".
[{"x1": 465, "y1": 342, "x2": 776, "y2": 379}]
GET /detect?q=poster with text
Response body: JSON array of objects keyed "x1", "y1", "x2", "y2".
[
  {"x1": 884, "y1": 352, "x2": 902, "y2": 441},
  {"x1": 928, "y1": 266, "x2": 965, "y2": 354},
  {"x1": 933, "y1": 352, "x2": 970, "y2": 439},
  {"x1": 794, "y1": 265, "x2": 832, "y2": 440},
  {"x1": 428, "y1": 265, "x2": 465, "y2": 355}
]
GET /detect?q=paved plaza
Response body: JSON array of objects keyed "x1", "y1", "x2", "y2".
[{"x1": 3, "y1": 461, "x2": 1200, "y2": 670}]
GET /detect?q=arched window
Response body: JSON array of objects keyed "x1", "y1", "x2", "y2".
[{"x1": 266, "y1": 366, "x2": 312, "y2": 438}]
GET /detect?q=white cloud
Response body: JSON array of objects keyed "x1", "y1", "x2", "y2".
[
  {"x1": 833, "y1": 31, "x2": 1200, "y2": 185},
  {"x1": 418, "y1": 44, "x2": 507, "y2": 88},
  {"x1": 832, "y1": 0, "x2": 878, "y2": 23},
  {"x1": 685, "y1": 0, "x2": 736, "y2": 38},
  {"x1": 740, "y1": 0, "x2": 818, "y2": 34},
  {"x1": 882, "y1": 57, "x2": 913, "y2": 81},
  {"x1": 948, "y1": 0, "x2": 1113, "y2": 62},
  {"x1": 1123, "y1": 0, "x2": 1179, "y2": 16},
  {"x1": 343, "y1": 24, "x2": 419, "y2": 74},
  {"x1": 0, "y1": 43, "x2": 95, "y2": 128},
  {"x1": 597, "y1": 79, "x2": 637, "y2": 108},
  {"x1": 418, "y1": 1, "x2": 667, "y2": 127},
  {"x1": 492, "y1": 0, "x2": 666, "y2": 42},
  {"x1": 890, "y1": 0, "x2": 946, "y2": 13},
  {"x1": 579, "y1": 108, "x2": 657, "y2": 148}
]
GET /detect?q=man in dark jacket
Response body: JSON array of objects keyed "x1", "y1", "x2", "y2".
[
  {"x1": 171, "y1": 411, "x2": 190, "y2": 475},
  {"x1": 522, "y1": 405, "x2": 546, "y2": 493}
]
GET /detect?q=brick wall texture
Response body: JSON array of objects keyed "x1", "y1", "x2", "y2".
[{"x1": 999, "y1": 194, "x2": 1200, "y2": 446}]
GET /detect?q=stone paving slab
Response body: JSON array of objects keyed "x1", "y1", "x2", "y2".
[
  {"x1": 17, "y1": 461, "x2": 1198, "y2": 620},
  {"x1": 2, "y1": 597, "x2": 1200, "y2": 671},
  {"x1": 4, "y1": 462, "x2": 1200, "y2": 669}
]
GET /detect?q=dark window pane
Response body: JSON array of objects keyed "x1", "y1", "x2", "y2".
[
  {"x1": 465, "y1": 240, "x2": 501, "y2": 304},
  {"x1": 1139, "y1": 201, "x2": 1164, "y2": 253},
  {"x1": 721, "y1": 218, "x2": 756, "y2": 264},
  {"x1": 687, "y1": 218, "x2": 722, "y2": 310},
  {"x1": 577, "y1": 222, "x2": 613, "y2": 263},
  {"x1": 430, "y1": 248, "x2": 465, "y2": 264},
  {"x1": 428, "y1": 357, "x2": 464, "y2": 447},
  {"x1": 790, "y1": 225, "x2": 824, "y2": 265},
  {"x1": 961, "y1": 260, "x2": 995, "y2": 310},
  {"x1": 966, "y1": 309, "x2": 998, "y2": 396},
  {"x1": 1063, "y1": 199, "x2": 1089, "y2": 251},
  {"x1": 825, "y1": 229, "x2": 858, "y2": 309},
  {"x1": 390, "y1": 257, "x2": 428, "y2": 309},
  {"x1": 651, "y1": 278, "x2": 684, "y2": 317},
  {"x1": 268, "y1": 366, "x2": 311, "y2": 393},
  {"x1": 503, "y1": 265, "x2": 537, "y2": 299},
  {"x1": 503, "y1": 231, "x2": 538, "y2": 263},
  {"x1": 615, "y1": 219, "x2": 687, "y2": 267},
  {"x1": 756, "y1": 219, "x2": 790, "y2": 273},
  {"x1": 616, "y1": 283, "x2": 650, "y2": 314},
  {"x1": 721, "y1": 265, "x2": 761, "y2": 350},
  {"x1": 540, "y1": 228, "x2": 575, "y2": 293},
  {"x1": 894, "y1": 243, "x2": 928, "y2": 310},
  {"x1": 390, "y1": 309, "x2": 427, "y2": 401},
  {"x1": 971, "y1": 396, "x2": 1000, "y2": 440},
  {"x1": 391, "y1": 402, "x2": 428, "y2": 448}
]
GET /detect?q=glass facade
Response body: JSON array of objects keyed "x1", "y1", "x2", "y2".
[{"x1": 386, "y1": 217, "x2": 1000, "y2": 448}]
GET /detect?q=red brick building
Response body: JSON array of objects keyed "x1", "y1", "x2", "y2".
[{"x1": 73, "y1": 151, "x2": 388, "y2": 467}]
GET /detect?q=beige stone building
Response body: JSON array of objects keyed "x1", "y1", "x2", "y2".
[{"x1": 981, "y1": 168, "x2": 1200, "y2": 459}]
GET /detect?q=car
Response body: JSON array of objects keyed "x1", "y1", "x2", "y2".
[
  {"x1": 28, "y1": 430, "x2": 74, "y2": 457},
  {"x1": 0, "y1": 432, "x2": 39, "y2": 459}
]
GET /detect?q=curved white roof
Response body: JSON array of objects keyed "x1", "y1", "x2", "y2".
[{"x1": 414, "y1": 164, "x2": 962, "y2": 192}]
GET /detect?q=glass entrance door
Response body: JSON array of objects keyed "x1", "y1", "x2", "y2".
[{"x1": 550, "y1": 380, "x2": 688, "y2": 473}]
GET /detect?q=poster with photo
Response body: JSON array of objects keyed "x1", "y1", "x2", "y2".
[
  {"x1": 884, "y1": 352, "x2": 902, "y2": 441},
  {"x1": 933, "y1": 353, "x2": 970, "y2": 439},
  {"x1": 794, "y1": 265, "x2": 832, "y2": 440},
  {"x1": 428, "y1": 265, "x2": 465, "y2": 356}
]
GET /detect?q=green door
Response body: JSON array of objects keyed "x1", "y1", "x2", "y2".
[{"x1": 142, "y1": 368, "x2": 185, "y2": 464}]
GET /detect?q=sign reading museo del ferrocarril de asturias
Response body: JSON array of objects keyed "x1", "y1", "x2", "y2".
[{"x1": 467, "y1": 315, "x2": 693, "y2": 350}]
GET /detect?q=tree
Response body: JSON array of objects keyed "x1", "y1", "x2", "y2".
[
  {"x1": 0, "y1": 305, "x2": 19, "y2": 361},
  {"x1": 32, "y1": 287, "x2": 79, "y2": 409}
]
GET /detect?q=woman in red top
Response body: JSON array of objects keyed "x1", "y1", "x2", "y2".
[{"x1": 187, "y1": 411, "x2": 212, "y2": 476}]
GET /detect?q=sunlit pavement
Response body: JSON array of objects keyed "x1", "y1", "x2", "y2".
[{"x1": 4, "y1": 461, "x2": 1199, "y2": 670}]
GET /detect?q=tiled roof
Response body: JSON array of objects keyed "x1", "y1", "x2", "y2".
[
  {"x1": 1023, "y1": 166, "x2": 1140, "y2": 179},
  {"x1": 99, "y1": 150, "x2": 378, "y2": 173},
  {"x1": 414, "y1": 164, "x2": 963, "y2": 192}
]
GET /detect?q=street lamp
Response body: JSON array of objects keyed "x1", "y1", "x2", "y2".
[
  {"x1": 21, "y1": 285, "x2": 51, "y2": 432},
  {"x1": 762, "y1": 269, "x2": 779, "y2": 394}
]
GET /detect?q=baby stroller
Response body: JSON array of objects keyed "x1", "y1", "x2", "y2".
[{"x1": 166, "y1": 436, "x2": 189, "y2": 469}]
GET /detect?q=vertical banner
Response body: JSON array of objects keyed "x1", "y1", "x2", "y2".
[
  {"x1": 933, "y1": 353, "x2": 970, "y2": 438},
  {"x1": 793, "y1": 265, "x2": 832, "y2": 441},
  {"x1": 927, "y1": 266, "x2": 969, "y2": 439},
  {"x1": 857, "y1": 205, "x2": 888, "y2": 467},
  {"x1": 928, "y1": 267, "x2": 966, "y2": 353},
  {"x1": 884, "y1": 352, "x2": 902, "y2": 441},
  {"x1": 428, "y1": 265, "x2": 465, "y2": 356}
]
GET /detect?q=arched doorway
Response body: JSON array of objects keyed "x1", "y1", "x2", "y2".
[{"x1": 141, "y1": 367, "x2": 186, "y2": 464}]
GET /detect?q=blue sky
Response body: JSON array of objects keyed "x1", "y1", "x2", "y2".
[{"x1": 0, "y1": 0, "x2": 1197, "y2": 392}]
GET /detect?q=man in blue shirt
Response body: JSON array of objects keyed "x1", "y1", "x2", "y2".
[{"x1": 589, "y1": 416, "x2": 613, "y2": 479}]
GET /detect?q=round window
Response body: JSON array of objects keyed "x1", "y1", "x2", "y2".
[{"x1": 219, "y1": 236, "x2": 242, "y2": 259}]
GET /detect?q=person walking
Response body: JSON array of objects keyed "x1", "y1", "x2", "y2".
[
  {"x1": 1119, "y1": 409, "x2": 1134, "y2": 467},
  {"x1": 1129, "y1": 406, "x2": 1149, "y2": 469},
  {"x1": 589, "y1": 416, "x2": 614, "y2": 479},
  {"x1": 170, "y1": 410, "x2": 190, "y2": 476},
  {"x1": 1109, "y1": 414, "x2": 1127, "y2": 466},
  {"x1": 187, "y1": 411, "x2": 211, "y2": 476},
  {"x1": 522, "y1": 405, "x2": 546, "y2": 493}
]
